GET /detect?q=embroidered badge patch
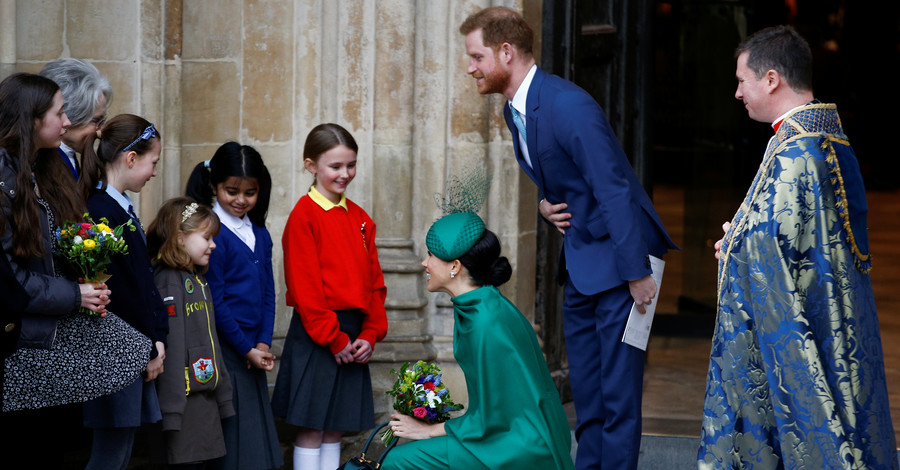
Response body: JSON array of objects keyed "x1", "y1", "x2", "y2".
[
  {"x1": 191, "y1": 357, "x2": 214, "y2": 384},
  {"x1": 166, "y1": 304, "x2": 176, "y2": 317},
  {"x1": 184, "y1": 277, "x2": 194, "y2": 294}
]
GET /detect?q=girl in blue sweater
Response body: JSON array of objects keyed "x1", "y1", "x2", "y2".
[{"x1": 184, "y1": 142, "x2": 282, "y2": 470}]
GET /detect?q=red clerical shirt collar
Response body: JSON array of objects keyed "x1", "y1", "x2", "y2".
[
  {"x1": 772, "y1": 119, "x2": 784, "y2": 134},
  {"x1": 772, "y1": 101, "x2": 817, "y2": 134}
]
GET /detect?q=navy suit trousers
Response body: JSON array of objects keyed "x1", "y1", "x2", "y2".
[{"x1": 563, "y1": 280, "x2": 644, "y2": 470}]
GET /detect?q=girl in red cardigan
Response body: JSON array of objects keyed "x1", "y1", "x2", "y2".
[{"x1": 272, "y1": 123, "x2": 388, "y2": 470}]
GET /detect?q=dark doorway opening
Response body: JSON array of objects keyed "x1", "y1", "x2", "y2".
[{"x1": 538, "y1": 0, "x2": 900, "y2": 340}]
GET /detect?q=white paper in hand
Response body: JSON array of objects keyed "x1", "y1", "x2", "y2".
[{"x1": 621, "y1": 255, "x2": 665, "y2": 351}]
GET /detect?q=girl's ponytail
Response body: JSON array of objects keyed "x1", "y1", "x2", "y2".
[
  {"x1": 78, "y1": 130, "x2": 103, "y2": 202},
  {"x1": 185, "y1": 160, "x2": 214, "y2": 206}
]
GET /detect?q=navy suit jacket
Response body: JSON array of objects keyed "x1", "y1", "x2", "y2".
[{"x1": 505, "y1": 67, "x2": 676, "y2": 296}]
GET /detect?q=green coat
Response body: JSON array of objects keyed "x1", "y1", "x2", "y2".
[{"x1": 384, "y1": 286, "x2": 574, "y2": 470}]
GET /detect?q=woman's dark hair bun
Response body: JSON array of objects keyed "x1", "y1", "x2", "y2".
[
  {"x1": 458, "y1": 229, "x2": 511, "y2": 287},
  {"x1": 485, "y1": 256, "x2": 512, "y2": 286}
]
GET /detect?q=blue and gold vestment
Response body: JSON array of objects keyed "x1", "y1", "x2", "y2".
[{"x1": 699, "y1": 103, "x2": 898, "y2": 469}]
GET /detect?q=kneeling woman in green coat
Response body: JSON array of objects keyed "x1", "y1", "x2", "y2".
[{"x1": 383, "y1": 212, "x2": 575, "y2": 470}]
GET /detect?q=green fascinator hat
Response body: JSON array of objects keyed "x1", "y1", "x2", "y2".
[
  {"x1": 426, "y1": 165, "x2": 492, "y2": 261},
  {"x1": 426, "y1": 212, "x2": 485, "y2": 261}
]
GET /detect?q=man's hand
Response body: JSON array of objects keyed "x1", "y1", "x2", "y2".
[
  {"x1": 628, "y1": 275, "x2": 657, "y2": 314},
  {"x1": 714, "y1": 222, "x2": 731, "y2": 260},
  {"x1": 539, "y1": 199, "x2": 572, "y2": 235}
]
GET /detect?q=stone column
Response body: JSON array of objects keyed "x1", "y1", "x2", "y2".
[
  {"x1": 414, "y1": 0, "x2": 539, "y2": 392},
  {"x1": 0, "y1": 0, "x2": 15, "y2": 77},
  {"x1": 411, "y1": 0, "x2": 456, "y2": 364},
  {"x1": 135, "y1": 0, "x2": 172, "y2": 216},
  {"x1": 162, "y1": 0, "x2": 184, "y2": 200},
  {"x1": 289, "y1": 0, "x2": 435, "y2": 415},
  {"x1": 369, "y1": 0, "x2": 433, "y2": 406}
]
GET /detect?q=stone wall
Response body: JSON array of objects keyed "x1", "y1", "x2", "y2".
[{"x1": 1, "y1": 0, "x2": 541, "y2": 441}]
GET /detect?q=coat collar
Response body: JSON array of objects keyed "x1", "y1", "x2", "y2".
[
  {"x1": 509, "y1": 66, "x2": 548, "y2": 194},
  {"x1": 526, "y1": 66, "x2": 547, "y2": 114}
]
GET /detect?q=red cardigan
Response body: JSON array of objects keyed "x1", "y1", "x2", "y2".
[{"x1": 282, "y1": 192, "x2": 388, "y2": 354}]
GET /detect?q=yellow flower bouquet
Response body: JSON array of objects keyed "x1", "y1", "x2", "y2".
[{"x1": 55, "y1": 213, "x2": 135, "y2": 315}]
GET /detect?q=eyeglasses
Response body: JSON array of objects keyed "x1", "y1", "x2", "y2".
[
  {"x1": 122, "y1": 124, "x2": 158, "y2": 152},
  {"x1": 89, "y1": 115, "x2": 106, "y2": 128}
]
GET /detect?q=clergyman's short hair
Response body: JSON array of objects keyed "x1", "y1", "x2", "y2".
[{"x1": 736, "y1": 25, "x2": 812, "y2": 93}]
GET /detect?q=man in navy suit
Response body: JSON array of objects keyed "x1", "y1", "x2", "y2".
[{"x1": 460, "y1": 7, "x2": 676, "y2": 470}]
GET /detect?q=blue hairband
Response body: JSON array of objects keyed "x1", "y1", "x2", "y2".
[{"x1": 122, "y1": 124, "x2": 158, "y2": 152}]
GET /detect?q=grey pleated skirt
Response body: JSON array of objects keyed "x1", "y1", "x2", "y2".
[
  {"x1": 210, "y1": 343, "x2": 283, "y2": 470},
  {"x1": 271, "y1": 310, "x2": 375, "y2": 432}
]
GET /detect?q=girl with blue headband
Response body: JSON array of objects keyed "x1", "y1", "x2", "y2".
[{"x1": 80, "y1": 114, "x2": 168, "y2": 470}]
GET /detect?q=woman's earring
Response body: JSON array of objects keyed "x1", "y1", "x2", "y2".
[{"x1": 450, "y1": 271, "x2": 456, "y2": 279}]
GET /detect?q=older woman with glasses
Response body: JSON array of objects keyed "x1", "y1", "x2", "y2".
[{"x1": 39, "y1": 58, "x2": 113, "y2": 180}]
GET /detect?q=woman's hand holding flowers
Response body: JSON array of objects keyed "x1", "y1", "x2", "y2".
[
  {"x1": 381, "y1": 360, "x2": 463, "y2": 445},
  {"x1": 79, "y1": 281, "x2": 110, "y2": 317},
  {"x1": 388, "y1": 413, "x2": 447, "y2": 441}
]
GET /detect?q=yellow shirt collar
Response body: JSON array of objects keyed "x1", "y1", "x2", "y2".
[{"x1": 308, "y1": 186, "x2": 348, "y2": 211}]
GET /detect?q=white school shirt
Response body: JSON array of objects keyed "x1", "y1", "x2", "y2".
[{"x1": 213, "y1": 201, "x2": 256, "y2": 251}]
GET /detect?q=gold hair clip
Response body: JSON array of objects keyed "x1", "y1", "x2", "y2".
[{"x1": 181, "y1": 202, "x2": 199, "y2": 223}]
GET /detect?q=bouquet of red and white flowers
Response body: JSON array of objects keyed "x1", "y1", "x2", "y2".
[{"x1": 381, "y1": 360, "x2": 464, "y2": 445}]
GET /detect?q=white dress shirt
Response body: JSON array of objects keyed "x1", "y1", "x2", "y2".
[{"x1": 509, "y1": 64, "x2": 538, "y2": 168}]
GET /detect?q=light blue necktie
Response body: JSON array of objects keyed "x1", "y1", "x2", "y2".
[{"x1": 510, "y1": 103, "x2": 527, "y2": 142}]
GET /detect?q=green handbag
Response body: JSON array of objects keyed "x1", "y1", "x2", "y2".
[{"x1": 338, "y1": 421, "x2": 398, "y2": 470}]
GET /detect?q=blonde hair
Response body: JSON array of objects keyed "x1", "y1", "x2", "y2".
[{"x1": 147, "y1": 197, "x2": 220, "y2": 271}]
